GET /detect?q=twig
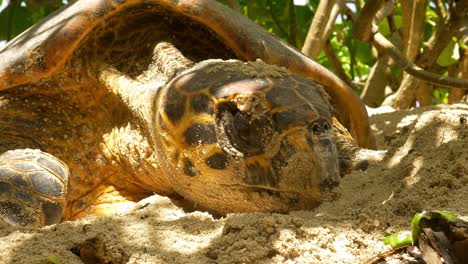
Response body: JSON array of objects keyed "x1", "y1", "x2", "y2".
[
  {"x1": 387, "y1": 15, "x2": 396, "y2": 33},
  {"x1": 435, "y1": 0, "x2": 447, "y2": 19},
  {"x1": 364, "y1": 245, "x2": 409, "y2": 264},
  {"x1": 323, "y1": 39, "x2": 354, "y2": 87}
]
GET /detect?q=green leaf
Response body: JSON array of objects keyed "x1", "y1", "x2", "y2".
[
  {"x1": 355, "y1": 42, "x2": 373, "y2": 65},
  {"x1": 434, "y1": 88, "x2": 449, "y2": 104},
  {"x1": 378, "y1": 19, "x2": 390, "y2": 36},
  {"x1": 411, "y1": 210, "x2": 458, "y2": 242},
  {"x1": 437, "y1": 40, "x2": 459, "y2": 66},
  {"x1": 410, "y1": 212, "x2": 424, "y2": 242},
  {"x1": 47, "y1": 254, "x2": 62, "y2": 264},
  {"x1": 383, "y1": 232, "x2": 413, "y2": 248},
  {"x1": 384, "y1": 210, "x2": 459, "y2": 248}
]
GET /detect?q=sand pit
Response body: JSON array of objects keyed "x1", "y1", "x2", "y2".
[{"x1": 0, "y1": 104, "x2": 467, "y2": 264}]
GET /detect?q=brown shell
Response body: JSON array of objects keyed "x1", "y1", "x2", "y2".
[{"x1": 0, "y1": 0, "x2": 375, "y2": 149}]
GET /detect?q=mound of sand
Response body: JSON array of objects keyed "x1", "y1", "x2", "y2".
[{"x1": 1, "y1": 104, "x2": 467, "y2": 264}]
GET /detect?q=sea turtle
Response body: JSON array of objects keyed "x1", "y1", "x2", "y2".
[{"x1": 0, "y1": 0, "x2": 376, "y2": 227}]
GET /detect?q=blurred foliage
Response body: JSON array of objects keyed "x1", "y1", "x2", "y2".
[
  {"x1": 0, "y1": 0, "x2": 64, "y2": 40},
  {"x1": 0, "y1": 0, "x2": 463, "y2": 104}
]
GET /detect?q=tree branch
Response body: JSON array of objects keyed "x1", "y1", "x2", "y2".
[
  {"x1": 302, "y1": 0, "x2": 345, "y2": 59},
  {"x1": 435, "y1": 0, "x2": 447, "y2": 19},
  {"x1": 372, "y1": 32, "x2": 468, "y2": 89},
  {"x1": 323, "y1": 39, "x2": 354, "y2": 88},
  {"x1": 353, "y1": 0, "x2": 386, "y2": 42},
  {"x1": 354, "y1": 0, "x2": 468, "y2": 91},
  {"x1": 401, "y1": 0, "x2": 426, "y2": 61}
]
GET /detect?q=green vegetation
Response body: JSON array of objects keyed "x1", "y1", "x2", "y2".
[{"x1": 383, "y1": 210, "x2": 458, "y2": 248}]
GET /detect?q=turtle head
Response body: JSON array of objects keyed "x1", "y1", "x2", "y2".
[{"x1": 154, "y1": 60, "x2": 340, "y2": 214}]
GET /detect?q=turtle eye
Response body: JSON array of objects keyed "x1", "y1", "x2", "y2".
[{"x1": 308, "y1": 119, "x2": 331, "y2": 135}]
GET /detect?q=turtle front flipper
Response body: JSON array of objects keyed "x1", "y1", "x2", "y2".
[{"x1": 0, "y1": 149, "x2": 69, "y2": 227}]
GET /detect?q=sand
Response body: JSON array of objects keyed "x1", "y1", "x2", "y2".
[{"x1": 0, "y1": 103, "x2": 467, "y2": 264}]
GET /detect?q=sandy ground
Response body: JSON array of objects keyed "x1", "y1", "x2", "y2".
[{"x1": 0, "y1": 103, "x2": 467, "y2": 264}]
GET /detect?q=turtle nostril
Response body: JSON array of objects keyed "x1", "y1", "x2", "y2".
[
  {"x1": 308, "y1": 118, "x2": 331, "y2": 136},
  {"x1": 215, "y1": 101, "x2": 272, "y2": 156}
]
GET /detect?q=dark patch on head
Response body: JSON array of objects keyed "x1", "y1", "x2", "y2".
[
  {"x1": 294, "y1": 78, "x2": 333, "y2": 118},
  {"x1": 184, "y1": 123, "x2": 216, "y2": 146},
  {"x1": 164, "y1": 88, "x2": 186, "y2": 124},
  {"x1": 266, "y1": 87, "x2": 301, "y2": 108},
  {"x1": 176, "y1": 68, "x2": 237, "y2": 94},
  {"x1": 273, "y1": 105, "x2": 315, "y2": 132},
  {"x1": 191, "y1": 94, "x2": 214, "y2": 114},
  {"x1": 183, "y1": 158, "x2": 197, "y2": 177},
  {"x1": 205, "y1": 152, "x2": 228, "y2": 170},
  {"x1": 41, "y1": 199, "x2": 63, "y2": 225},
  {"x1": 174, "y1": 72, "x2": 210, "y2": 92},
  {"x1": 28, "y1": 171, "x2": 64, "y2": 197},
  {"x1": 244, "y1": 162, "x2": 277, "y2": 187}
]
